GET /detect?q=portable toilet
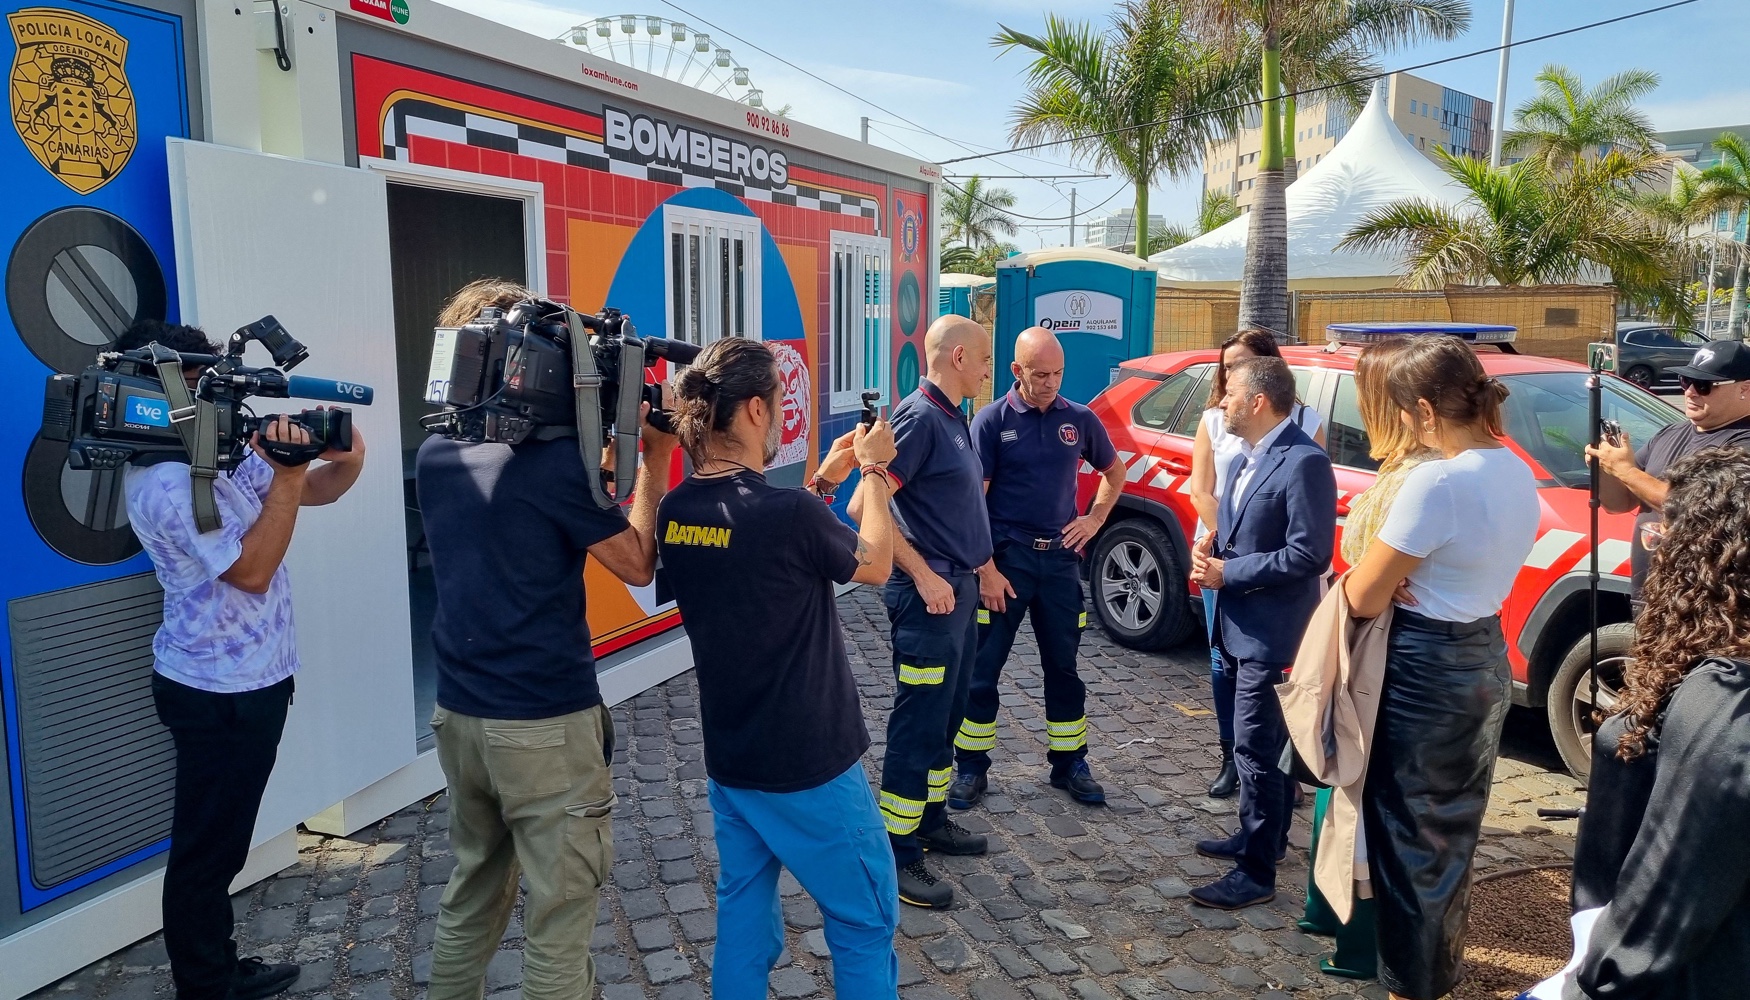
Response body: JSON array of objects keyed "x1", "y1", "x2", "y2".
[
  {"x1": 995, "y1": 248, "x2": 1157, "y2": 403},
  {"x1": 939, "y1": 272, "x2": 995, "y2": 319}
]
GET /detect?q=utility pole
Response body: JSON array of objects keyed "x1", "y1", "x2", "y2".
[
  {"x1": 860, "y1": 116, "x2": 869, "y2": 143},
  {"x1": 1069, "y1": 187, "x2": 1078, "y2": 247},
  {"x1": 1489, "y1": 0, "x2": 1515, "y2": 167}
]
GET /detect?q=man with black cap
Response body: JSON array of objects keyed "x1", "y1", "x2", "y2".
[{"x1": 1589, "y1": 340, "x2": 1750, "y2": 601}]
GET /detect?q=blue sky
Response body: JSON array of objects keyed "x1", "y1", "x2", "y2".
[{"x1": 442, "y1": 0, "x2": 1750, "y2": 247}]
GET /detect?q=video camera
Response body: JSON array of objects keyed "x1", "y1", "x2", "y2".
[
  {"x1": 422, "y1": 298, "x2": 701, "y2": 508},
  {"x1": 39, "y1": 316, "x2": 373, "y2": 531}
]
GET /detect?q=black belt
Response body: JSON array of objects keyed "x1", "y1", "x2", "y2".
[
  {"x1": 998, "y1": 533, "x2": 1065, "y2": 551},
  {"x1": 922, "y1": 557, "x2": 976, "y2": 577}
]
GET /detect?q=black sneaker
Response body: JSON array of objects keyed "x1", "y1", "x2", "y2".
[
  {"x1": 919, "y1": 817, "x2": 988, "y2": 855},
  {"x1": 948, "y1": 770, "x2": 988, "y2": 810},
  {"x1": 1049, "y1": 759, "x2": 1106, "y2": 804},
  {"x1": 897, "y1": 859, "x2": 954, "y2": 909},
  {"x1": 232, "y1": 957, "x2": 300, "y2": 1000}
]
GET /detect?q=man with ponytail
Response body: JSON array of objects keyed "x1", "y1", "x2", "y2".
[{"x1": 658, "y1": 337, "x2": 902, "y2": 1000}]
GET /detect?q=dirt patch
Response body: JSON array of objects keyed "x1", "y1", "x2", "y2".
[{"x1": 1454, "y1": 866, "x2": 1574, "y2": 1000}]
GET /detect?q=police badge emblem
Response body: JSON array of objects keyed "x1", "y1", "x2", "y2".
[{"x1": 10, "y1": 7, "x2": 137, "y2": 194}]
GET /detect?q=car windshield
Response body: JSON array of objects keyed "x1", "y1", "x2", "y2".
[{"x1": 1499, "y1": 373, "x2": 1681, "y2": 487}]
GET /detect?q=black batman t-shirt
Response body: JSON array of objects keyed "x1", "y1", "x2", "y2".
[{"x1": 658, "y1": 470, "x2": 868, "y2": 792}]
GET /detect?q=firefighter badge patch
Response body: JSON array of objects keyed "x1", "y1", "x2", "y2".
[{"x1": 10, "y1": 7, "x2": 137, "y2": 194}]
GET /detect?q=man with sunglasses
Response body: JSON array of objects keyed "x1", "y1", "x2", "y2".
[{"x1": 1589, "y1": 340, "x2": 1750, "y2": 603}]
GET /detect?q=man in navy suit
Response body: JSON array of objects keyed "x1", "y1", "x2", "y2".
[{"x1": 1189, "y1": 355, "x2": 1336, "y2": 909}]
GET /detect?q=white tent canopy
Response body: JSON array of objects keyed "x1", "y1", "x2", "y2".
[{"x1": 1149, "y1": 83, "x2": 1468, "y2": 287}]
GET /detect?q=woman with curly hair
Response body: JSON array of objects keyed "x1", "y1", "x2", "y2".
[
  {"x1": 1297, "y1": 337, "x2": 1438, "y2": 981},
  {"x1": 1560, "y1": 446, "x2": 1750, "y2": 999}
]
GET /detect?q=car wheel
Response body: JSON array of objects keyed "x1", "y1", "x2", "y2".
[
  {"x1": 1088, "y1": 518, "x2": 1195, "y2": 650},
  {"x1": 1547, "y1": 622, "x2": 1635, "y2": 780},
  {"x1": 1624, "y1": 365, "x2": 1655, "y2": 388}
]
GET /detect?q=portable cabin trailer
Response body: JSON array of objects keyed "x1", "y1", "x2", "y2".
[{"x1": 0, "y1": 0, "x2": 939, "y2": 992}]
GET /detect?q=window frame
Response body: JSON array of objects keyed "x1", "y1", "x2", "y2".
[
  {"x1": 1130, "y1": 365, "x2": 1204, "y2": 432},
  {"x1": 662, "y1": 204, "x2": 763, "y2": 350},
  {"x1": 828, "y1": 230, "x2": 892, "y2": 412}
]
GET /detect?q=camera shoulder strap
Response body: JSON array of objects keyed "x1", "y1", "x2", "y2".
[
  {"x1": 154, "y1": 358, "x2": 224, "y2": 533},
  {"x1": 565, "y1": 309, "x2": 617, "y2": 510}
]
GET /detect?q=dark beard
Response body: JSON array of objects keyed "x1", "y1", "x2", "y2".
[{"x1": 763, "y1": 408, "x2": 782, "y2": 465}]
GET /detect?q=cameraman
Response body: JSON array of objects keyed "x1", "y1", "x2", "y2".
[
  {"x1": 415, "y1": 280, "x2": 678, "y2": 1000},
  {"x1": 118, "y1": 319, "x2": 367, "y2": 1000},
  {"x1": 658, "y1": 338, "x2": 900, "y2": 999}
]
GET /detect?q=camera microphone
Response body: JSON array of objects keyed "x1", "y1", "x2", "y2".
[{"x1": 285, "y1": 375, "x2": 375, "y2": 405}]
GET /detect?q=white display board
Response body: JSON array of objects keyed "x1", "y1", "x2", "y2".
[
  {"x1": 1034, "y1": 289, "x2": 1125, "y2": 340},
  {"x1": 166, "y1": 139, "x2": 417, "y2": 842}
]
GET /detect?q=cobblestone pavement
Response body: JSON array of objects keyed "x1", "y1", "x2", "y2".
[{"x1": 33, "y1": 588, "x2": 1585, "y2": 1000}]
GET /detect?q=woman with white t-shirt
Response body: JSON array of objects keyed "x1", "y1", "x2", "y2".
[
  {"x1": 1342, "y1": 336, "x2": 1540, "y2": 1000},
  {"x1": 1189, "y1": 329, "x2": 1324, "y2": 798}
]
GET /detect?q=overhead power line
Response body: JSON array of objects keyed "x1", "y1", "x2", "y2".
[{"x1": 939, "y1": 0, "x2": 1702, "y2": 166}]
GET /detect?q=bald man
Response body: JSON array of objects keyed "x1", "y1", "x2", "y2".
[
  {"x1": 948, "y1": 328, "x2": 1127, "y2": 811},
  {"x1": 860, "y1": 315, "x2": 994, "y2": 909}
]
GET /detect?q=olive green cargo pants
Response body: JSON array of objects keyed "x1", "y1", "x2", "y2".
[{"x1": 428, "y1": 703, "x2": 616, "y2": 1000}]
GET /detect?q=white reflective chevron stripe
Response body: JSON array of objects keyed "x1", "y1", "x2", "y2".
[
  {"x1": 1177, "y1": 475, "x2": 1195, "y2": 495},
  {"x1": 1146, "y1": 468, "x2": 1176, "y2": 490},
  {"x1": 1594, "y1": 539, "x2": 1632, "y2": 574},
  {"x1": 1522, "y1": 529, "x2": 1584, "y2": 569},
  {"x1": 1125, "y1": 458, "x2": 1156, "y2": 483},
  {"x1": 1079, "y1": 460, "x2": 1095, "y2": 474}
]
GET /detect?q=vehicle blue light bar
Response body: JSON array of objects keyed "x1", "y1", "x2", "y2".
[{"x1": 1325, "y1": 321, "x2": 1518, "y2": 344}]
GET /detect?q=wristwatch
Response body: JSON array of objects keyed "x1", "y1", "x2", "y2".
[{"x1": 807, "y1": 473, "x2": 840, "y2": 503}]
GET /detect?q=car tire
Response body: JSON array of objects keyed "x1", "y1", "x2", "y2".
[
  {"x1": 1547, "y1": 622, "x2": 1635, "y2": 780},
  {"x1": 1623, "y1": 365, "x2": 1655, "y2": 388},
  {"x1": 1088, "y1": 518, "x2": 1195, "y2": 650}
]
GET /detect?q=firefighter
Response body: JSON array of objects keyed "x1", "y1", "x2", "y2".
[
  {"x1": 853, "y1": 314, "x2": 993, "y2": 910},
  {"x1": 948, "y1": 327, "x2": 1127, "y2": 809}
]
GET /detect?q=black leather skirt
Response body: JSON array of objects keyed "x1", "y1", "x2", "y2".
[{"x1": 1362, "y1": 609, "x2": 1511, "y2": 1000}]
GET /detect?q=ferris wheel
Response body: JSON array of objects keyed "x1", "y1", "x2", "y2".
[{"x1": 558, "y1": 15, "x2": 772, "y2": 110}]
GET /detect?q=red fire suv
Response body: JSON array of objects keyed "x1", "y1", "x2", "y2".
[{"x1": 1074, "y1": 326, "x2": 1680, "y2": 778}]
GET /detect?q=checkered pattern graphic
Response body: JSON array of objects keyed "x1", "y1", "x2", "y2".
[{"x1": 381, "y1": 99, "x2": 881, "y2": 231}]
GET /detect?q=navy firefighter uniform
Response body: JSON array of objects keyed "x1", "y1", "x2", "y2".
[
  {"x1": 880, "y1": 379, "x2": 993, "y2": 872},
  {"x1": 952, "y1": 384, "x2": 1118, "y2": 804}
]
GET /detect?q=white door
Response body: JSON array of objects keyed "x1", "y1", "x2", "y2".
[
  {"x1": 829, "y1": 231, "x2": 890, "y2": 412},
  {"x1": 166, "y1": 140, "x2": 415, "y2": 843}
]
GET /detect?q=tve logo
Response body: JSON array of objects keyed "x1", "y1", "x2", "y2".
[{"x1": 125, "y1": 396, "x2": 170, "y2": 427}]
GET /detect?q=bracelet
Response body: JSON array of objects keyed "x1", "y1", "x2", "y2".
[{"x1": 860, "y1": 464, "x2": 894, "y2": 488}]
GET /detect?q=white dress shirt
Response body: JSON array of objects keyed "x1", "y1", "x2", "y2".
[{"x1": 1227, "y1": 414, "x2": 1293, "y2": 520}]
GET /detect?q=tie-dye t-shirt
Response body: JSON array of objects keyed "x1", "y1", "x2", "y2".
[{"x1": 124, "y1": 453, "x2": 299, "y2": 693}]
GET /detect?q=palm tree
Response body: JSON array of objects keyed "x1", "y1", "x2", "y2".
[
  {"x1": 942, "y1": 175, "x2": 1020, "y2": 249},
  {"x1": 1275, "y1": 1, "x2": 1470, "y2": 182},
  {"x1": 1693, "y1": 133, "x2": 1750, "y2": 337},
  {"x1": 994, "y1": 0, "x2": 1252, "y2": 260},
  {"x1": 1338, "y1": 149, "x2": 1694, "y2": 323},
  {"x1": 1503, "y1": 66, "x2": 1661, "y2": 173},
  {"x1": 1192, "y1": 0, "x2": 1470, "y2": 337},
  {"x1": 1147, "y1": 188, "x2": 1243, "y2": 254},
  {"x1": 939, "y1": 241, "x2": 980, "y2": 273}
]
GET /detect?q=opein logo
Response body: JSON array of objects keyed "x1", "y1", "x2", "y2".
[
  {"x1": 9, "y1": 7, "x2": 138, "y2": 194},
  {"x1": 664, "y1": 522, "x2": 732, "y2": 548}
]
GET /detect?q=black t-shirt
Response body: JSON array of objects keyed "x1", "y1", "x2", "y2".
[
  {"x1": 416, "y1": 436, "x2": 630, "y2": 719},
  {"x1": 1631, "y1": 416, "x2": 1750, "y2": 595},
  {"x1": 657, "y1": 471, "x2": 868, "y2": 792}
]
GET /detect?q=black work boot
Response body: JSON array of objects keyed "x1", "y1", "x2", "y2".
[
  {"x1": 1050, "y1": 758, "x2": 1106, "y2": 804},
  {"x1": 233, "y1": 957, "x2": 301, "y2": 1000},
  {"x1": 948, "y1": 768, "x2": 988, "y2": 810},
  {"x1": 1208, "y1": 739, "x2": 1239, "y2": 799},
  {"x1": 919, "y1": 817, "x2": 988, "y2": 855},
  {"x1": 898, "y1": 858, "x2": 954, "y2": 909}
]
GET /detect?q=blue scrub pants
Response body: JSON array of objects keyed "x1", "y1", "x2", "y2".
[
  {"x1": 1202, "y1": 589, "x2": 1236, "y2": 743},
  {"x1": 709, "y1": 762, "x2": 899, "y2": 1000}
]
